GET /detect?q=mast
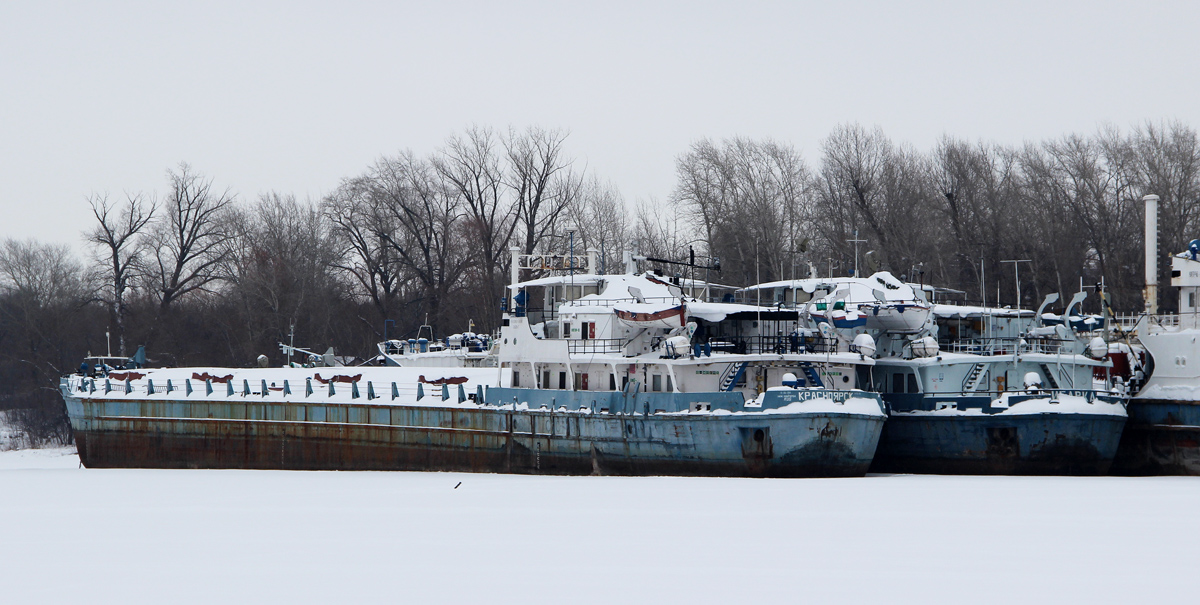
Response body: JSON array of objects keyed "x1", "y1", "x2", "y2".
[{"x1": 1144, "y1": 194, "x2": 1160, "y2": 315}]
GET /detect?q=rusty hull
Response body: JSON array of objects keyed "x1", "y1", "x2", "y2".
[
  {"x1": 65, "y1": 395, "x2": 884, "y2": 478},
  {"x1": 870, "y1": 413, "x2": 1127, "y2": 475},
  {"x1": 1111, "y1": 399, "x2": 1200, "y2": 475}
]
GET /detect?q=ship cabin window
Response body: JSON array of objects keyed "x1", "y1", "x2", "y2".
[
  {"x1": 609, "y1": 374, "x2": 617, "y2": 390},
  {"x1": 512, "y1": 370, "x2": 520, "y2": 387},
  {"x1": 652, "y1": 375, "x2": 662, "y2": 392},
  {"x1": 892, "y1": 373, "x2": 904, "y2": 394},
  {"x1": 574, "y1": 373, "x2": 583, "y2": 390},
  {"x1": 542, "y1": 371, "x2": 550, "y2": 389},
  {"x1": 1191, "y1": 291, "x2": 1196, "y2": 309},
  {"x1": 559, "y1": 371, "x2": 567, "y2": 390},
  {"x1": 563, "y1": 322, "x2": 572, "y2": 339},
  {"x1": 622, "y1": 376, "x2": 629, "y2": 390},
  {"x1": 907, "y1": 373, "x2": 920, "y2": 394},
  {"x1": 666, "y1": 376, "x2": 673, "y2": 392}
]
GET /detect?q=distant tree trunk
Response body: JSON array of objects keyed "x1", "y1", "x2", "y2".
[{"x1": 87, "y1": 194, "x2": 155, "y2": 357}]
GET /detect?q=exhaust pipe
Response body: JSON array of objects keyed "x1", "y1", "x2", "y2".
[{"x1": 1144, "y1": 194, "x2": 1160, "y2": 315}]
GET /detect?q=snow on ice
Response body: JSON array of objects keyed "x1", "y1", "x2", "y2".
[{"x1": 0, "y1": 447, "x2": 1196, "y2": 604}]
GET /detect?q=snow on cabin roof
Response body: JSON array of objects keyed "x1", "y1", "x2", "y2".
[
  {"x1": 686, "y1": 302, "x2": 793, "y2": 322},
  {"x1": 605, "y1": 300, "x2": 795, "y2": 323},
  {"x1": 741, "y1": 271, "x2": 923, "y2": 304},
  {"x1": 508, "y1": 274, "x2": 607, "y2": 289},
  {"x1": 932, "y1": 304, "x2": 1034, "y2": 318},
  {"x1": 512, "y1": 273, "x2": 682, "y2": 302},
  {"x1": 675, "y1": 279, "x2": 741, "y2": 291}
]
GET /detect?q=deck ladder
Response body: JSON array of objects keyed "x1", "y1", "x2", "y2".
[
  {"x1": 1038, "y1": 364, "x2": 1061, "y2": 389},
  {"x1": 962, "y1": 363, "x2": 988, "y2": 392}
]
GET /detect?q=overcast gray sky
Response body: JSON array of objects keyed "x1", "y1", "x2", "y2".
[{"x1": 2, "y1": 0, "x2": 1197, "y2": 248}]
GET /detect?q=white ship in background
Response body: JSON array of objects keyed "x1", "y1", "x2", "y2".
[{"x1": 1113, "y1": 194, "x2": 1200, "y2": 474}]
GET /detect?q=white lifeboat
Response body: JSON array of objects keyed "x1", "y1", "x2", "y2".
[{"x1": 613, "y1": 303, "x2": 687, "y2": 330}]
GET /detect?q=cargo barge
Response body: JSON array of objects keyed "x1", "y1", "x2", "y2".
[{"x1": 58, "y1": 249, "x2": 887, "y2": 477}]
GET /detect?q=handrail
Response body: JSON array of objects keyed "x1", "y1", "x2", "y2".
[
  {"x1": 567, "y1": 339, "x2": 626, "y2": 354},
  {"x1": 940, "y1": 336, "x2": 1075, "y2": 355}
]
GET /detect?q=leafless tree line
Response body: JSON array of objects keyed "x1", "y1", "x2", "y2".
[
  {"x1": 670, "y1": 121, "x2": 1200, "y2": 315},
  {"x1": 3, "y1": 122, "x2": 1200, "y2": 442}
]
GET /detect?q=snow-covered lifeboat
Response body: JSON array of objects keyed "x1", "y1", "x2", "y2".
[
  {"x1": 613, "y1": 303, "x2": 687, "y2": 330},
  {"x1": 809, "y1": 304, "x2": 868, "y2": 329}
]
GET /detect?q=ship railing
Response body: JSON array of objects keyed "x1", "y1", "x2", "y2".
[
  {"x1": 69, "y1": 373, "x2": 486, "y2": 404},
  {"x1": 1142, "y1": 313, "x2": 1200, "y2": 331},
  {"x1": 566, "y1": 338, "x2": 627, "y2": 354},
  {"x1": 565, "y1": 295, "x2": 678, "y2": 307},
  {"x1": 942, "y1": 337, "x2": 1073, "y2": 356},
  {"x1": 915, "y1": 387, "x2": 1118, "y2": 401},
  {"x1": 1111, "y1": 313, "x2": 1146, "y2": 331},
  {"x1": 703, "y1": 335, "x2": 839, "y2": 355}
]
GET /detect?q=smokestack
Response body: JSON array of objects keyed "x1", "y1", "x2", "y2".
[{"x1": 1144, "y1": 194, "x2": 1160, "y2": 315}]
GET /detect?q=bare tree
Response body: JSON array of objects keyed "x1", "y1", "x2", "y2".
[
  {"x1": 565, "y1": 176, "x2": 630, "y2": 274},
  {"x1": 505, "y1": 126, "x2": 581, "y2": 255},
  {"x1": 323, "y1": 177, "x2": 409, "y2": 321},
  {"x1": 672, "y1": 137, "x2": 812, "y2": 285},
  {"x1": 86, "y1": 193, "x2": 155, "y2": 356},
  {"x1": 371, "y1": 153, "x2": 471, "y2": 334},
  {"x1": 435, "y1": 126, "x2": 518, "y2": 328},
  {"x1": 220, "y1": 193, "x2": 347, "y2": 362},
  {"x1": 0, "y1": 238, "x2": 86, "y2": 445},
  {"x1": 145, "y1": 163, "x2": 237, "y2": 311}
]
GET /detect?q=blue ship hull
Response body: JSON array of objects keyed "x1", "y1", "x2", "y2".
[
  {"x1": 60, "y1": 383, "x2": 885, "y2": 477},
  {"x1": 1111, "y1": 399, "x2": 1200, "y2": 475},
  {"x1": 483, "y1": 388, "x2": 886, "y2": 477},
  {"x1": 871, "y1": 412, "x2": 1127, "y2": 475}
]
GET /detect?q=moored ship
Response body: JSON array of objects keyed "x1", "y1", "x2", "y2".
[
  {"x1": 744, "y1": 273, "x2": 1127, "y2": 475},
  {"x1": 1112, "y1": 194, "x2": 1200, "y2": 475},
  {"x1": 58, "y1": 248, "x2": 887, "y2": 477}
]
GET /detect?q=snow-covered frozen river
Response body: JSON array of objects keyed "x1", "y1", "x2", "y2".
[{"x1": 1, "y1": 447, "x2": 1196, "y2": 604}]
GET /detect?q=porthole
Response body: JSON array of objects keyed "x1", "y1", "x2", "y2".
[{"x1": 842, "y1": 375, "x2": 850, "y2": 383}]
